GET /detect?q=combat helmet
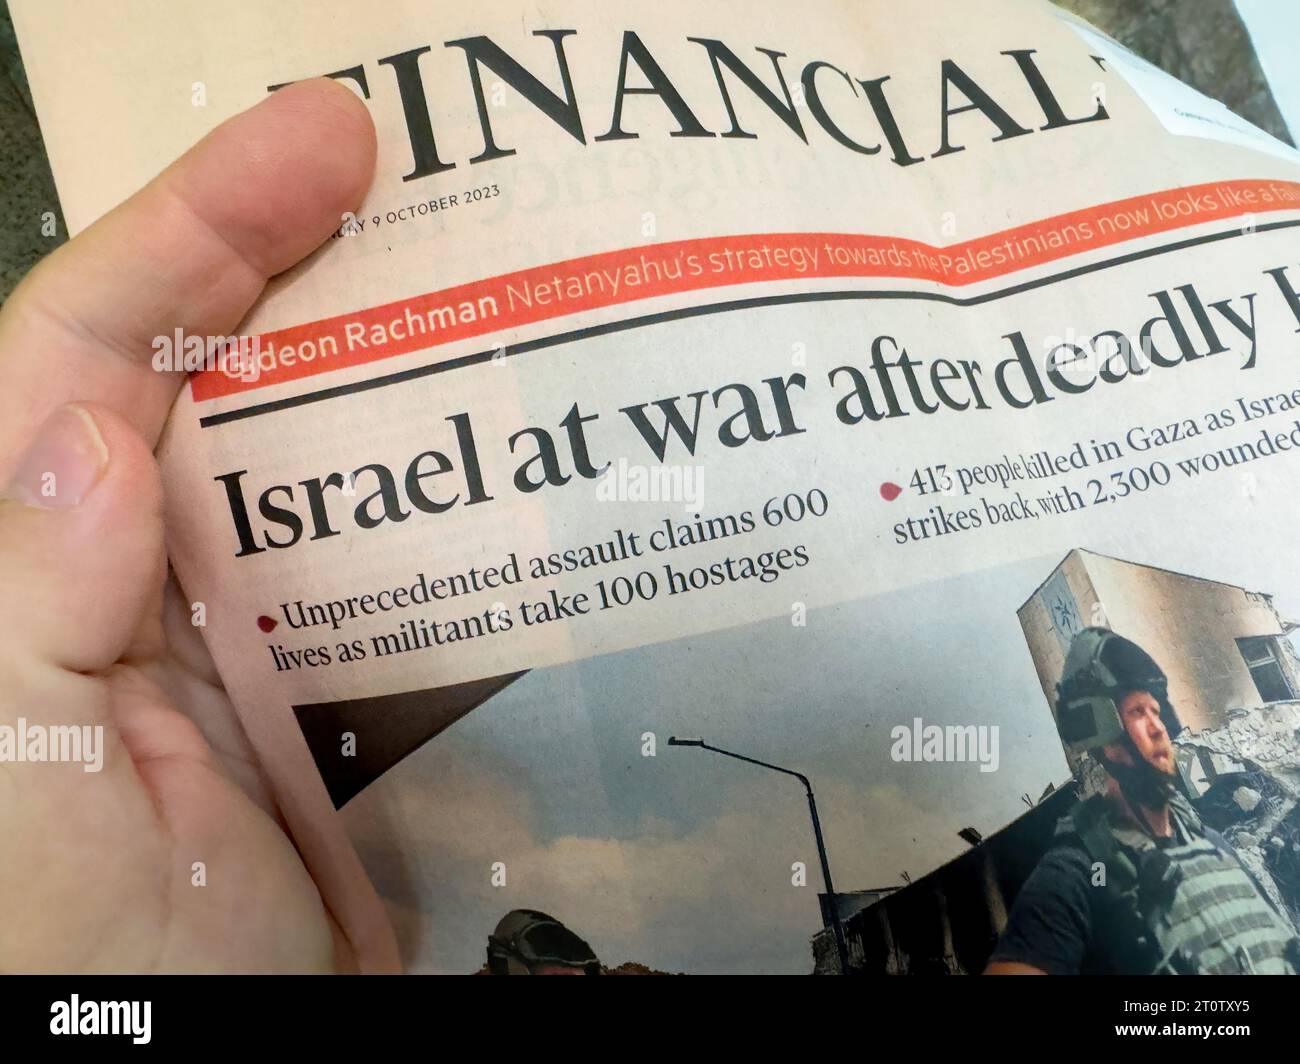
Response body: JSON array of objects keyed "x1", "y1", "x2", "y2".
[
  {"x1": 486, "y1": 909, "x2": 601, "y2": 975},
  {"x1": 1054, "y1": 627, "x2": 1182, "y2": 755}
]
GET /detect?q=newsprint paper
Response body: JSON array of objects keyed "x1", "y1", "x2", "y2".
[{"x1": 13, "y1": 0, "x2": 1300, "y2": 973}]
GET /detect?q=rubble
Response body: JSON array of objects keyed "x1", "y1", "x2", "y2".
[
  {"x1": 1175, "y1": 700, "x2": 1300, "y2": 931},
  {"x1": 1234, "y1": 786, "x2": 1262, "y2": 813}
]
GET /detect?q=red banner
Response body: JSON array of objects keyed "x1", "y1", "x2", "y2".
[{"x1": 192, "y1": 179, "x2": 1300, "y2": 402}]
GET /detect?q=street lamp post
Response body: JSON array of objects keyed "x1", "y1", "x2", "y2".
[{"x1": 667, "y1": 736, "x2": 852, "y2": 975}]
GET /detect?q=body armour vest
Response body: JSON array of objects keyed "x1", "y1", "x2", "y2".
[{"x1": 1056, "y1": 792, "x2": 1299, "y2": 975}]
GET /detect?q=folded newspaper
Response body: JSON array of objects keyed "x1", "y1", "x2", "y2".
[{"x1": 13, "y1": 0, "x2": 1300, "y2": 973}]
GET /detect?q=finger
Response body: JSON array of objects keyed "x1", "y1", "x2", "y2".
[
  {"x1": 0, "y1": 78, "x2": 376, "y2": 467},
  {"x1": 0, "y1": 403, "x2": 165, "y2": 681}
]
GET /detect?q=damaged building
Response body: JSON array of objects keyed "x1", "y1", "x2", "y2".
[
  {"x1": 812, "y1": 786, "x2": 1073, "y2": 975},
  {"x1": 814, "y1": 549, "x2": 1300, "y2": 974},
  {"x1": 1019, "y1": 549, "x2": 1300, "y2": 763}
]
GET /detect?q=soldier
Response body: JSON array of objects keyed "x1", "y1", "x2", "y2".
[
  {"x1": 987, "y1": 627, "x2": 1299, "y2": 975},
  {"x1": 485, "y1": 909, "x2": 602, "y2": 975}
]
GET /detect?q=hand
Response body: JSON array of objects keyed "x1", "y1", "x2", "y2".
[{"x1": 0, "y1": 79, "x2": 392, "y2": 972}]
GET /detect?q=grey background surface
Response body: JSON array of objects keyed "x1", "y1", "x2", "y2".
[{"x1": 0, "y1": 0, "x2": 1292, "y2": 299}]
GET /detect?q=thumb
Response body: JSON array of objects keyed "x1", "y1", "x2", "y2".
[{"x1": 0, "y1": 403, "x2": 165, "y2": 677}]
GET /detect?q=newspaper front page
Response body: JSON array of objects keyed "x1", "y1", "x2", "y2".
[{"x1": 13, "y1": 0, "x2": 1300, "y2": 972}]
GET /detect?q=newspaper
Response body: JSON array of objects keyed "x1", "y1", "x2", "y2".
[{"x1": 12, "y1": 0, "x2": 1300, "y2": 973}]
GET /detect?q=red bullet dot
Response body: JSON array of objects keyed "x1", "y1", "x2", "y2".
[
  {"x1": 879, "y1": 482, "x2": 902, "y2": 502},
  {"x1": 257, "y1": 615, "x2": 277, "y2": 633}
]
